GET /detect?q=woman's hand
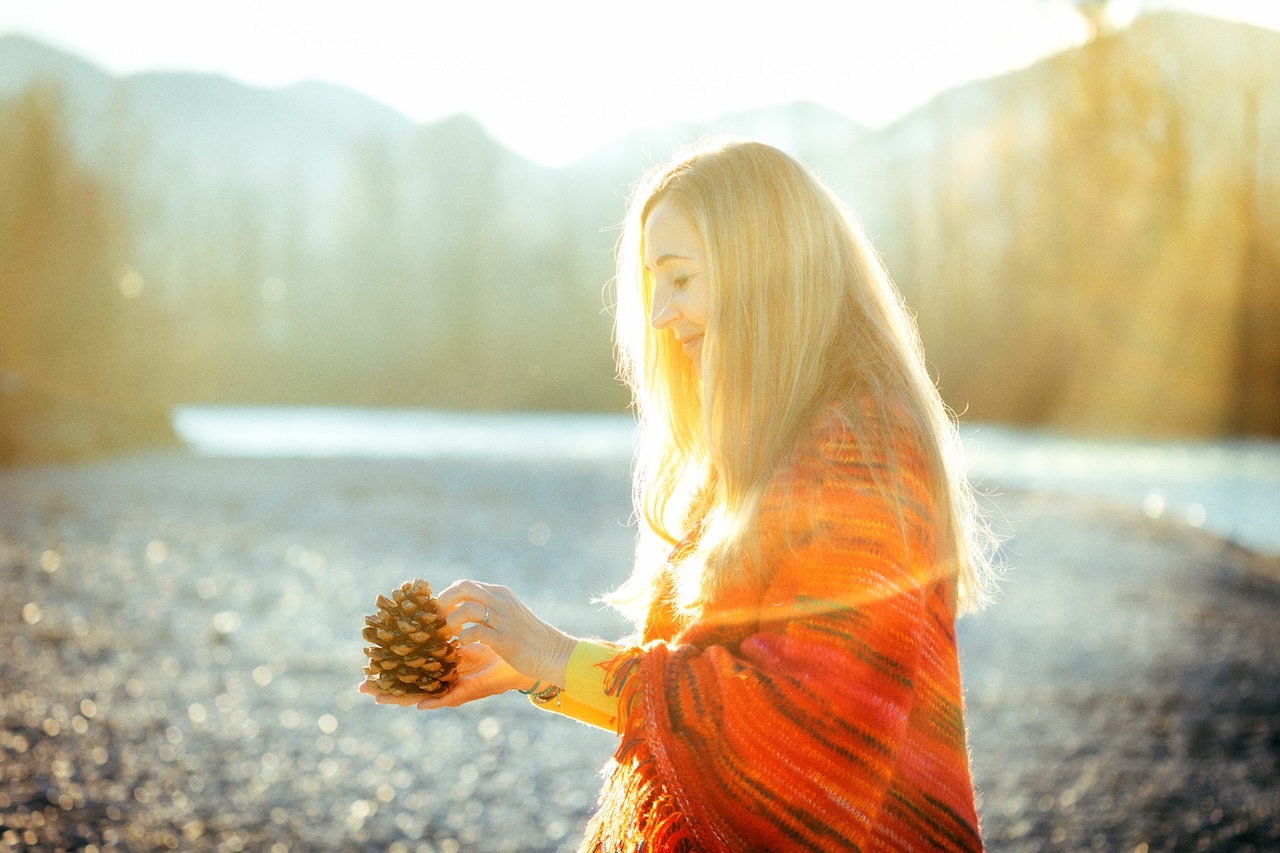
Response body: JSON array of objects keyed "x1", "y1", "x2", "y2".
[
  {"x1": 357, "y1": 642, "x2": 528, "y2": 708},
  {"x1": 435, "y1": 580, "x2": 578, "y2": 690},
  {"x1": 413, "y1": 642, "x2": 524, "y2": 709},
  {"x1": 360, "y1": 579, "x2": 578, "y2": 710}
]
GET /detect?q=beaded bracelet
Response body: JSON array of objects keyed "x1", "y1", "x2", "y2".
[
  {"x1": 528, "y1": 684, "x2": 562, "y2": 706},
  {"x1": 517, "y1": 681, "x2": 544, "y2": 695}
]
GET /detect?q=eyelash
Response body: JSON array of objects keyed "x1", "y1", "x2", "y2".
[{"x1": 672, "y1": 275, "x2": 691, "y2": 289}]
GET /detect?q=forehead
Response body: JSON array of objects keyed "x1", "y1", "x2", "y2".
[{"x1": 642, "y1": 198, "x2": 704, "y2": 267}]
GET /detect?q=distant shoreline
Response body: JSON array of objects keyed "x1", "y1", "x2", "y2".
[{"x1": 166, "y1": 406, "x2": 1280, "y2": 558}]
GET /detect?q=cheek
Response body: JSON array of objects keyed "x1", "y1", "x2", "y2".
[{"x1": 689, "y1": 280, "x2": 712, "y2": 327}]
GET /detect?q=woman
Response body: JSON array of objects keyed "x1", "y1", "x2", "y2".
[{"x1": 364, "y1": 138, "x2": 997, "y2": 851}]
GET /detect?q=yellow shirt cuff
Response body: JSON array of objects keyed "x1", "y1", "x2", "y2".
[
  {"x1": 528, "y1": 690, "x2": 617, "y2": 730},
  {"x1": 527, "y1": 640, "x2": 624, "y2": 730}
]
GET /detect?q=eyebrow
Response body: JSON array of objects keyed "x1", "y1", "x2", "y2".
[{"x1": 649, "y1": 253, "x2": 692, "y2": 267}]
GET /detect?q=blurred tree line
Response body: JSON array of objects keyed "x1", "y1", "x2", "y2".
[
  {"x1": 0, "y1": 85, "x2": 178, "y2": 460},
  {"x1": 862, "y1": 12, "x2": 1280, "y2": 437},
  {"x1": 0, "y1": 84, "x2": 625, "y2": 461},
  {"x1": 1, "y1": 11, "x2": 1277, "y2": 462}
]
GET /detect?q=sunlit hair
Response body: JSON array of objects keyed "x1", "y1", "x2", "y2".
[{"x1": 609, "y1": 137, "x2": 997, "y2": 622}]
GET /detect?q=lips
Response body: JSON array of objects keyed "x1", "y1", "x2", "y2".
[{"x1": 678, "y1": 334, "x2": 703, "y2": 355}]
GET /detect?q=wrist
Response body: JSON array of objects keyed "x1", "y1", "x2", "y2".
[{"x1": 541, "y1": 630, "x2": 579, "y2": 688}]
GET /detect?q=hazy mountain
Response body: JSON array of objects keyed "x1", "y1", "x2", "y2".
[
  {"x1": 0, "y1": 32, "x2": 112, "y2": 101},
  {"x1": 1, "y1": 11, "x2": 1277, "y2": 462},
  {"x1": 0, "y1": 33, "x2": 872, "y2": 221},
  {"x1": 570, "y1": 99, "x2": 865, "y2": 180},
  {"x1": 0, "y1": 33, "x2": 420, "y2": 188}
]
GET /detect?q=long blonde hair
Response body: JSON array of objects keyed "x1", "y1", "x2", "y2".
[{"x1": 610, "y1": 137, "x2": 995, "y2": 622}]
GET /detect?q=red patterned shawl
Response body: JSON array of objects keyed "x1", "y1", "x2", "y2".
[{"x1": 580, "y1": 411, "x2": 983, "y2": 852}]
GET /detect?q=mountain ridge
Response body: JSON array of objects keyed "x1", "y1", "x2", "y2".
[
  {"x1": 2, "y1": 10, "x2": 1276, "y2": 176},
  {"x1": 0, "y1": 30, "x2": 872, "y2": 177},
  {"x1": 1, "y1": 11, "x2": 1277, "y2": 460}
]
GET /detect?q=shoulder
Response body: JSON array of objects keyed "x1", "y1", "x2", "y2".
[
  {"x1": 756, "y1": 399, "x2": 940, "y2": 593},
  {"x1": 768, "y1": 399, "x2": 931, "y2": 509}
]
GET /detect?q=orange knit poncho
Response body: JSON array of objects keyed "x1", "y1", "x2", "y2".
[{"x1": 580, "y1": 413, "x2": 983, "y2": 852}]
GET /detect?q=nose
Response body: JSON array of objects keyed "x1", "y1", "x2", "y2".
[{"x1": 650, "y1": 287, "x2": 677, "y2": 330}]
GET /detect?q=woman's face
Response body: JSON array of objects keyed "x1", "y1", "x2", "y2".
[{"x1": 643, "y1": 198, "x2": 711, "y2": 376}]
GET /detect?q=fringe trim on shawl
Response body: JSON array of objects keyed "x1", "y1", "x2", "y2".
[{"x1": 579, "y1": 650, "x2": 699, "y2": 853}]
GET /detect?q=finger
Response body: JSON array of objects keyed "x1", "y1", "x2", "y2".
[
  {"x1": 359, "y1": 680, "x2": 427, "y2": 706},
  {"x1": 454, "y1": 621, "x2": 500, "y2": 648},
  {"x1": 416, "y1": 673, "x2": 503, "y2": 709},
  {"x1": 445, "y1": 600, "x2": 491, "y2": 633},
  {"x1": 435, "y1": 579, "x2": 489, "y2": 612},
  {"x1": 437, "y1": 580, "x2": 511, "y2": 613},
  {"x1": 417, "y1": 692, "x2": 464, "y2": 710}
]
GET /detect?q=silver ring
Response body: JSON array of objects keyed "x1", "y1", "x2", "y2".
[{"x1": 481, "y1": 607, "x2": 490, "y2": 625}]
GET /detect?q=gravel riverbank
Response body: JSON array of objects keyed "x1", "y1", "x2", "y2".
[{"x1": 1, "y1": 451, "x2": 1277, "y2": 852}]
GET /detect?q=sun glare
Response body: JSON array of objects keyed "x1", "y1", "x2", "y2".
[
  {"x1": 2, "y1": 0, "x2": 1273, "y2": 166},
  {"x1": 118, "y1": 267, "x2": 144, "y2": 299}
]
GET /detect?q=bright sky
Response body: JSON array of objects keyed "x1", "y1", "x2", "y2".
[{"x1": 0, "y1": 0, "x2": 1276, "y2": 166}]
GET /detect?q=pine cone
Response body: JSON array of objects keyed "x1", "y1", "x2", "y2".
[{"x1": 362, "y1": 579, "x2": 459, "y2": 697}]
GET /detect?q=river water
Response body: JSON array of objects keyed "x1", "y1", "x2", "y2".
[{"x1": 172, "y1": 406, "x2": 1280, "y2": 557}]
